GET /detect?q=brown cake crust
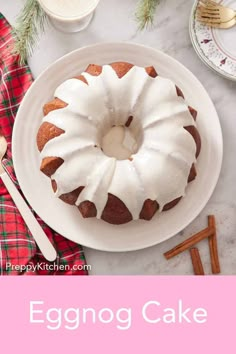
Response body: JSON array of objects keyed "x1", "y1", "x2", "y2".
[
  {"x1": 37, "y1": 122, "x2": 65, "y2": 152},
  {"x1": 41, "y1": 157, "x2": 64, "y2": 177},
  {"x1": 52, "y1": 180, "x2": 84, "y2": 205},
  {"x1": 188, "y1": 164, "x2": 197, "y2": 183},
  {"x1": 188, "y1": 106, "x2": 197, "y2": 120},
  {"x1": 43, "y1": 98, "x2": 67, "y2": 116},
  {"x1": 184, "y1": 126, "x2": 201, "y2": 158},
  {"x1": 139, "y1": 199, "x2": 159, "y2": 221},
  {"x1": 101, "y1": 194, "x2": 132, "y2": 225},
  {"x1": 176, "y1": 86, "x2": 184, "y2": 98},
  {"x1": 37, "y1": 61, "x2": 201, "y2": 224},
  {"x1": 163, "y1": 197, "x2": 182, "y2": 211}
]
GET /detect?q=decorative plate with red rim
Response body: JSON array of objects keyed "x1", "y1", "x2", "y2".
[{"x1": 190, "y1": 0, "x2": 236, "y2": 81}]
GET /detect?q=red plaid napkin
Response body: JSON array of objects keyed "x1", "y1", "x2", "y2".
[{"x1": 0, "y1": 14, "x2": 88, "y2": 275}]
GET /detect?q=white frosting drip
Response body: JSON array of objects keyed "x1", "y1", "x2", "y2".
[
  {"x1": 41, "y1": 64, "x2": 197, "y2": 220},
  {"x1": 76, "y1": 157, "x2": 116, "y2": 218}
]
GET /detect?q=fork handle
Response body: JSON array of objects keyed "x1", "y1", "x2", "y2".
[{"x1": 0, "y1": 171, "x2": 57, "y2": 262}]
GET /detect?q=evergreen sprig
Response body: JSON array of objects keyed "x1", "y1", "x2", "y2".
[
  {"x1": 135, "y1": 0, "x2": 160, "y2": 30},
  {"x1": 13, "y1": 0, "x2": 47, "y2": 65},
  {"x1": 12, "y1": 0, "x2": 161, "y2": 65}
]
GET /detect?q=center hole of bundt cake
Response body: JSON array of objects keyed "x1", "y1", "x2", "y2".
[{"x1": 101, "y1": 123, "x2": 139, "y2": 160}]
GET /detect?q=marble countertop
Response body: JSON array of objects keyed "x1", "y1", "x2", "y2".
[{"x1": 1, "y1": 0, "x2": 236, "y2": 275}]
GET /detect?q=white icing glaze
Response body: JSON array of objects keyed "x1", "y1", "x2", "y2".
[{"x1": 41, "y1": 64, "x2": 198, "y2": 220}]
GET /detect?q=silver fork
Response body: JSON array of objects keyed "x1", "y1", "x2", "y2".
[{"x1": 0, "y1": 133, "x2": 57, "y2": 262}]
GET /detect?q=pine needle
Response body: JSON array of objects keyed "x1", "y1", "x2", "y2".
[
  {"x1": 136, "y1": 0, "x2": 160, "y2": 30},
  {"x1": 12, "y1": 0, "x2": 160, "y2": 64},
  {"x1": 12, "y1": 0, "x2": 47, "y2": 66}
]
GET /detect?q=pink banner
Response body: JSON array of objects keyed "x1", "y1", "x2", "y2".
[{"x1": 1, "y1": 276, "x2": 235, "y2": 353}]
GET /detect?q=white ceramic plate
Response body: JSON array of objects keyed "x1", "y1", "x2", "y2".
[
  {"x1": 190, "y1": 0, "x2": 236, "y2": 81},
  {"x1": 12, "y1": 42, "x2": 223, "y2": 252}
]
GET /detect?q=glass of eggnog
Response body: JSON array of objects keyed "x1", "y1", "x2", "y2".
[{"x1": 38, "y1": 0, "x2": 100, "y2": 33}]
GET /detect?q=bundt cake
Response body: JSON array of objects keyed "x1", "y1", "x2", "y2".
[{"x1": 36, "y1": 62, "x2": 201, "y2": 225}]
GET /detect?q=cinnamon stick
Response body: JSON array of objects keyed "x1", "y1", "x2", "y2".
[
  {"x1": 190, "y1": 248, "x2": 205, "y2": 275},
  {"x1": 164, "y1": 226, "x2": 214, "y2": 260},
  {"x1": 208, "y1": 215, "x2": 220, "y2": 274}
]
